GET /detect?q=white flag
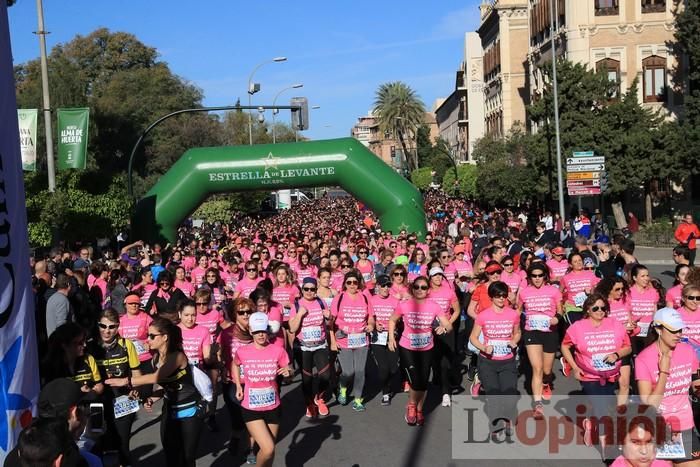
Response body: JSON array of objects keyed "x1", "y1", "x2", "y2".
[
  {"x1": 0, "y1": 1, "x2": 41, "y2": 460},
  {"x1": 17, "y1": 109, "x2": 38, "y2": 171}
]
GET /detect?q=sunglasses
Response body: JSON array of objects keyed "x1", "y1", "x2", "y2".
[
  {"x1": 379, "y1": 283, "x2": 391, "y2": 288},
  {"x1": 440, "y1": 255, "x2": 450, "y2": 259},
  {"x1": 98, "y1": 323, "x2": 118, "y2": 330},
  {"x1": 503, "y1": 263, "x2": 514, "y2": 267},
  {"x1": 341, "y1": 264, "x2": 352, "y2": 268},
  {"x1": 413, "y1": 284, "x2": 429, "y2": 291},
  {"x1": 393, "y1": 272, "x2": 406, "y2": 277},
  {"x1": 686, "y1": 295, "x2": 700, "y2": 301},
  {"x1": 584, "y1": 267, "x2": 595, "y2": 270},
  {"x1": 530, "y1": 273, "x2": 545, "y2": 278},
  {"x1": 345, "y1": 280, "x2": 359, "y2": 285},
  {"x1": 237, "y1": 309, "x2": 254, "y2": 316},
  {"x1": 302, "y1": 287, "x2": 317, "y2": 292},
  {"x1": 196, "y1": 302, "x2": 208, "y2": 306},
  {"x1": 206, "y1": 274, "x2": 217, "y2": 277},
  {"x1": 147, "y1": 333, "x2": 163, "y2": 340},
  {"x1": 493, "y1": 294, "x2": 508, "y2": 299},
  {"x1": 246, "y1": 268, "x2": 257, "y2": 272},
  {"x1": 487, "y1": 270, "x2": 501, "y2": 275},
  {"x1": 262, "y1": 252, "x2": 270, "y2": 255},
  {"x1": 359, "y1": 251, "x2": 368, "y2": 254},
  {"x1": 661, "y1": 326, "x2": 683, "y2": 334},
  {"x1": 590, "y1": 305, "x2": 608, "y2": 312}
]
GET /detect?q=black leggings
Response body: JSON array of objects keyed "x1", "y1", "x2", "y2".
[
  {"x1": 399, "y1": 347, "x2": 433, "y2": 392},
  {"x1": 301, "y1": 348, "x2": 331, "y2": 403},
  {"x1": 371, "y1": 344, "x2": 399, "y2": 395},
  {"x1": 161, "y1": 405, "x2": 204, "y2": 467},
  {"x1": 104, "y1": 407, "x2": 135, "y2": 465},
  {"x1": 433, "y1": 331, "x2": 458, "y2": 394},
  {"x1": 222, "y1": 382, "x2": 245, "y2": 435},
  {"x1": 477, "y1": 357, "x2": 519, "y2": 424}
]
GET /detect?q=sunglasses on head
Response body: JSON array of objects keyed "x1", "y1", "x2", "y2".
[
  {"x1": 302, "y1": 287, "x2": 317, "y2": 292},
  {"x1": 98, "y1": 323, "x2": 118, "y2": 330},
  {"x1": 413, "y1": 284, "x2": 429, "y2": 291}
]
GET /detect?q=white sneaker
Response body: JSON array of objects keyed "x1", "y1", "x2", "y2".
[{"x1": 442, "y1": 394, "x2": 451, "y2": 407}]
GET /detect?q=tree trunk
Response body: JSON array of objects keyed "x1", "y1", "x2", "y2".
[
  {"x1": 645, "y1": 192, "x2": 653, "y2": 224},
  {"x1": 611, "y1": 201, "x2": 628, "y2": 230},
  {"x1": 398, "y1": 133, "x2": 414, "y2": 173}
]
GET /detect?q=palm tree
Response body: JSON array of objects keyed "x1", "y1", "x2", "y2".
[{"x1": 373, "y1": 81, "x2": 426, "y2": 173}]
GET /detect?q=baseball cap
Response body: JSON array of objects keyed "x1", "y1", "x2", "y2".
[
  {"x1": 583, "y1": 257, "x2": 595, "y2": 268},
  {"x1": 376, "y1": 275, "x2": 392, "y2": 287},
  {"x1": 552, "y1": 246, "x2": 566, "y2": 256},
  {"x1": 249, "y1": 312, "x2": 269, "y2": 333},
  {"x1": 454, "y1": 245, "x2": 465, "y2": 254},
  {"x1": 72, "y1": 259, "x2": 90, "y2": 270},
  {"x1": 124, "y1": 294, "x2": 141, "y2": 305},
  {"x1": 302, "y1": 277, "x2": 317, "y2": 287},
  {"x1": 653, "y1": 307, "x2": 684, "y2": 332},
  {"x1": 429, "y1": 267, "x2": 445, "y2": 277},
  {"x1": 38, "y1": 378, "x2": 85, "y2": 419},
  {"x1": 485, "y1": 263, "x2": 503, "y2": 274}
]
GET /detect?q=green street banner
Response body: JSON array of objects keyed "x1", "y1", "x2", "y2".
[
  {"x1": 17, "y1": 108, "x2": 37, "y2": 171},
  {"x1": 57, "y1": 107, "x2": 89, "y2": 169}
]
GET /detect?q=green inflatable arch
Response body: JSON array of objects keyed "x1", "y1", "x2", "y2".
[{"x1": 133, "y1": 137, "x2": 426, "y2": 243}]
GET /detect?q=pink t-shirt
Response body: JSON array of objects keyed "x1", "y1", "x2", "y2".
[
  {"x1": 629, "y1": 286, "x2": 660, "y2": 333},
  {"x1": 235, "y1": 276, "x2": 262, "y2": 299},
  {"x1": 272, "y1": 284, "x2": 300, "y2": 311},
  {"x1": 518, "y1": 284, "x2": 562, "y2": 332},
  {"x1": 678, "y1": 307, "x2": 700, "y2": 346},
  {"x1": 396, "y1": 299, "x2": 443, "y2": 351},
  {"x1": 218, "y1": 327, "x2": 251, "y2": 382},
  {"x1": 369, "y1": 294, "x2": 400, "y2": 330},
  {"x1": 330, "y1": 270, "x2": 345, "y2": 292},
  {"x1": 442, "y1": 262, "x2": 456, "y2": 283},
  {"x1": 234, "y1": 344, "x2": 289, "y2": 411},
  {"x1": 266, "y1": 304, "x2": 286, "y2": 348},
  {"x1": 560, "y1": 271, "x2": 600, "y2": 307},
  {"x1": 191, "y1": 266, "x2": 207, "y2": 287},
  {"x1": 179, "y1": 324, "x2": 211, "y2": 365},
  {"x1": 451, "y1": 259, "x2": 473, "y2": 279},
  {"x1": 197, "y1": 309, "x2": 223, "y2": 336},
  {"x1": 635, "y1": 342, "x2": 698, "y2": 431},
  {"x1": 331, "y1": 292, "x2": 372, "y2": 349},
  {"x1": 293, "y1": 265, "x2": 317, "y2": 286},
  {"x1": 119, "y1": 312, "x2": 153, "y2": 362},
  {"x1": 289, "y1": 297, "x2": 328, "y2": 348},
  {"x1": 500, "y1": 271, "x2": 521, "y2": 295},
  {"x1": 475, "y1": 306, "x2": 519, "y2": 361},
  {"x1": 608, "y1": 298, "x2": 632, "y2": 327},
  {"x1": 133, "y1": 283, "x2": 156, "y2": 308},
  {"x1": 563, "y1": 317, "x2": 630, "y2": 381},
  {"x1": 546, "y1": 259, "x2": 569, "y2": 279},
  {"x1": 175, "y1": 279, "x2": 195, "y2": 297},
  {"x1": 356, "y1": 261, "x2": 374, "y2": 285},
  {"x1": 390, "y1": 284, "x2": 410, "y2": 301},
  {"x1": 666, "y1": 284, "x2": 683, "y2": 309},
  {"x1": 427, "y1": 286, "x2": 458, "y2": 318}
]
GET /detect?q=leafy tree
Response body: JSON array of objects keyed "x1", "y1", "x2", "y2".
[
  {"x1": 410, "y1": 167, "x2": 434, "y2": 190},
  {"x1": 442, "y1": 164, "x2": 477, "y2": 198},
  {"x1": 373, "y1": 81, "x2": 426, "y2": 172}
]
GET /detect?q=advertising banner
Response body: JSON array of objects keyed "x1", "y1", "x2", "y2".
[{"x1": 57, "y1": 107, "x2": 89, "y2": 169}]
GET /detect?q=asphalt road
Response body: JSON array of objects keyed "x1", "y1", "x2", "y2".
[{"x1": 127, "y1": 263, "x2": 677, "y2": 467}]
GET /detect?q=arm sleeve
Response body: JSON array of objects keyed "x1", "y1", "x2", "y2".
[{"x1": 88, "y1": 356, "x2": 102, "y2": 383}]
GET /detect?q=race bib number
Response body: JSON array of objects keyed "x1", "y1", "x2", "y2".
[
  {"x1": 637, "y1": 321, "x2": 651, "y2": 337},
  {"x1": 362, "y1": 272, "x2": 371, "y2": 282},
  {"x1": 488, "y1": 339, "x2": 511, "y2": 357},
  {"x1": 239, "y1": 364, "x2": 245, "y2": 378},
  {"x1": 347, "y1": 332, "x2": 368, "y2": 349},
  {"x1": 592, "y1": 353, "x2": 616, "y2": 371},
  {"x1": 528, "y1": 314, "x2": 551, "y2": 331},
  {"x1": 301, "y1": 326, "x2": 324, "y2": 346},
  {"x1": 573, "y1": 292, "x2": 588, "y2": 308},
  {"x1": 656, "y1": 434, "x2": 685, "y2": 460},
  {"x1": 283, "y1": 307, "x2": 291, "y2": 319},
  {"x1": 374, "y1": 331, "x2": 388, "y2": 346},
  {"x1": 248, "y1": 387, "x2": 276, "y2": 409},
  {"x1": 132, "y1": 339, "x2": 147, "y2": 355},
  {"x1": 113, "y1": 395, "x2": 140, "y2": 419},
  {"x1": 408, "y1": 332, "x2": 432, "y2": 350}
]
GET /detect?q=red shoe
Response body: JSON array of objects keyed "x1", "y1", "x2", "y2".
[
  {"x1": 405, "y1": 403, "x2": 417, "y2": 425},
  {"x1": 533, "y1": 402, "x2": 545, "y2": 420},
  {"x1": 542, "y1": 383, "x2": 552, "y2": 401},
  {"x1": 416, "y1": 410, "x2": 425, "y2": 426},
  {"x1": 314, "y1": 395, "x2": 329, "y2": 417},
  {"x1": 582, "y1": 418, "x2": 593, "y2": 447},
  {"x1": 305, "y1": 403, "x2": 318, "y2": 419},
  {"x1": 403, "y1": 381, "x2": 410, "y2": 393},
  {"x1": 560, "y1": 357, "x2": 571, "y2": 378}
]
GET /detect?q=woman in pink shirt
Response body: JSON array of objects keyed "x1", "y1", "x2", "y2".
[
  {"x1": 119, "y1": 292, "x2": 154, "y2": 373},
  {"x1": 178, "y1": 300, "x2": 212, "y2": 367},
  {"x1": 499, "y1": 255, "x2": 521, "y2": 298},
  {"x1": 389, "y1": 264, "x2": 411, "y2": 301},
  {"x1": 388, "y1": 276, "x2": 452, "y2": 426},
  {"x1": 610, "y1": 405, "x2": 674, "y2": 467},
  {"x1": 369, "y1": 275, "x2": 401, "y2": 406},
  {"x1": 355, "y1": 247, "x2": 375, "y2": 287},
  {"x1": 132, "y1": 267, "x2": 156, "y2": 309},
  {"x1": 271, "y1": 264, "x2": 300, "y2": 320},
  {"x1": 407, "y1": 248, "x2": 427, "y2": 282},
  {"x1": 666, "y1": 264, "x2": 691, "y2": 309},
  {"x1": 561, "y1": 293, "x2": 631, "y2": 450},
  {"x1": 294, "y1": 252, "x2": 317, "y2": 286},
  {"x1": 233, "y1": 312, "x2": 291, "y2": 467},
  {"x1": 677, "y1": 284, "x2": 700, "y2": 358},
  {"x1": 88, "y1": 261, "x2": 109, "y2": 306},
  {"x1": 546, "y1": 246, "x2": 569, "y2": 282},
  {"x1": 191, "y1": 255, "x2": 209, "y2": 288},
  {"x1": 469, "y1": 281, "x2": 520, "y2": 437},
  {"x1": 560, "y1": 252, "x2": 601, "y2": 323},
  {"x1": 200, "y1": 267, "x2": 229, "y2": 306},
  {"x1": 629, "y1": 265, "x2": 661, "y2": 353},
  {"x1": 174, "y1": 266, "x2": 195, "y2": 298},
  {"x1": 636, "y1": 308, "x2": 700, "y2": 465},
  {"x1": 234, "y1": 260, "x2": 263, "y2": 300}
]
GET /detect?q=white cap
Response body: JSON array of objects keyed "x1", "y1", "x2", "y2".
[
  {"x1": 249, "y1": 312, "x2": 269, "y2": 333},
  {"x1": 429, "y1": 267, "x2": 445, "y2": 277},
  {"x1": 653, "y1": 307, "x2": 684, "y2": 332}
]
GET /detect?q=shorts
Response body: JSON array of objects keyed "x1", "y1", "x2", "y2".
[
  {"x1": 657, "y1": 428, "x2": 700, "y2": 462},
  {"x1": 523, "y1": 329, "x2": 559, "y2": 354},
  {"x1": 241, "y1": 405, "x2": 281, "y2": 425}
]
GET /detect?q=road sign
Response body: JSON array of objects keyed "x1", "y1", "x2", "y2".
[
  {"x1": 568, "y1": 187, "x2": 601, "y2": 196},
  {"x1": 566, "y1": 156, "x2": 605, "y2": 165},
  {"x1": 567, "y1": 172, "x2": 601, "y2": 180},
  {"x1": 572, "y1": 151, "x2": 595, "y2": 158},
  {"x1": 567, "y1": 163, "x2": 606, "y2": 172},
  {"x1": 566, "y1": 179, "x2": 600, "y2": 187}
]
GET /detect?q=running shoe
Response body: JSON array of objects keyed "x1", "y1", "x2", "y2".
[
  {"x1": 560, "y1": 356, "x2": 571, "y2": 377},
  {"x1": 533, "y1": 402, "x2": 545, "y2": 420},
  {"x1": 314, "y1": 395, "x2": 329, "y2": 417},
  {"x1": 403, "y1": 381, "x2": 410, "y2": 392},
  {"x1": 467, "y1": 364, "x2": 477, "y2": 382},
  {"x1": 416, "y1": 410, "x2": 425, "y2": 426},
  {"x1": 542, "y1": 383, "x2": 552, "y2": 401},
  {"x1": 351, "y1": 398, "x2": 366, "y2": 412},
  {"x1": 582, "y1": 418, "x2": 593, "y2": 447},
  {"x1": 470, "y1": 377, "x2": 481, "y2": 397},
  {"x1": 381, "y1": 394, "x2": 391, "y2": 406},
  {"x1": 305, "y1": 403, "x2": 318, "y2": 419},
  {"x1": 405, "y1": 403, "x2": 417, "y2": 425},
  {"x1": 337, "y1": 387, "x2": 348, "y2": 406},
  {"x1": 442, "y1": 394, "x2": 451, "y2": 407},
  {"x1": 245, "y1": 449, "x2": 256, "y2": 465}
]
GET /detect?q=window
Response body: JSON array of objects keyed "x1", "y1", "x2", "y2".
[
  {"x1": 595, "y1": 0, "x2": 619, "y2": 15},
  {"x1": 642, "y1": 55, "x2": 666, "y2": 102},
  {"x1": 596, "y1": 58, "x2": 620, "y2": 96},
  {"x1": 641, "y1": 0, "x2": 665, "y2": 13}
]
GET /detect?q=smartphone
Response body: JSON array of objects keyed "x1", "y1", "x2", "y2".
[{"x1": 89, "y1": 403, "x2": 105, "y2": 434}]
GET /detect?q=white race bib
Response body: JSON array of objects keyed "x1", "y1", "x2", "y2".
[
  {"x1": 248, "y1": 386, "x2": 276, "y2": 409},
  {"x1": 488, "y1": 339, "x2": 511, "y2": 357},
  {"x1": 637, "y1": 321, "x2": 651, "y2": 337},
  {"x1": 374, "y1": 331, "x2": 388, "y2": 346},
  {"x1": 527, "y1": 314, "x2": 551, "y2": 331},
  {"x1": 592, "y1": 353, "x2": 616, "y2": 371},
  {"x1": 362, "y1": 272, "x2": 371, "y2": 282},
  {"x1": 132, "y1": 339, "x2": 147, "y2": 355},
  {"x1": 573, "y1": 292, "x2": 588, "y2": 308},
  {"x1": 408, "y1": 332, "x2": 432, "y2": 350},
  {"x1": 300, "y1": 326, "x2": 324, "y2": 346},
  {"x1": 283, "y1": 307, "x2": 291, "y2": 318},
  {"x1": 113, "y1": 395, "x2": 140, "y2": 419},
  {"x1": 347, "y1": 332, "x2": 368, "y2": 349},
  {"x1": 656, "y1": 434, "x2": 685, "y2": 460}
]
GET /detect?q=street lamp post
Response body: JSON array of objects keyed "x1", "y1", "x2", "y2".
[
  {"x1": 549, "y1": 0, "x2": 566, "y2": 221},
  {"x1": 272, "y1": 83, "x2": 303, "y2": 144},
  {"x1": 247, "y1": 57, "x2": 287, "y2": 145}
]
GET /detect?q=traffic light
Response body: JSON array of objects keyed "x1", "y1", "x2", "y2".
[{"x1": 290, "y1": 97, "x2": 309, "y2": 131}]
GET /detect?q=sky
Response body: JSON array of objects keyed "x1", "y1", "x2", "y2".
[{"x1": 8, "y1": 0, "x2": 482, "y2": 141}]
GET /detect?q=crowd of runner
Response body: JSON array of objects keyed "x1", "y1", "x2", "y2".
[{"x1": 13, "y1": 190, "x2": 700, "y2": 467}]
